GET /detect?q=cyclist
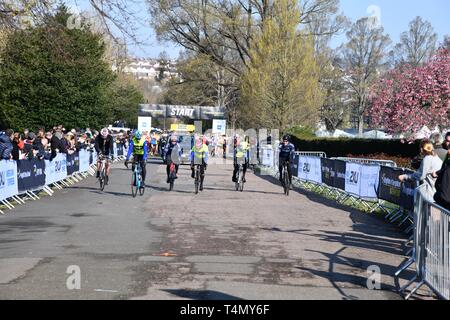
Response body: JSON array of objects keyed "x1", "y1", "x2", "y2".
[
  {"x1": 163, "y1": 134, "x2": 181, "y2": 183},
  {"x1": 232, "y1": 134, "x2": 250, "y2": 183},
  {"x1": 125, "y1": 130, "x2": 148, "y2": 188},
  {"x1": 278, "y1": 134, "x2": 295, "y2": 186},
  {"x1": 94, "y1": 128, "x2": 114, "y2": 183},
  {"x1": 190, "y1": 136, "x2": 209, "y2": 191}
]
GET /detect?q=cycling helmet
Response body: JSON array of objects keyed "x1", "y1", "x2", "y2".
[
  {"x1": 170, "y1": 135, "x2": 178, "y2": 142},
  {"x1": 282, "y1": 134, "x2": 291, "y2": 142},
  {"x1": 134, "y1": 130, "x2": 142, "y2": 140},
  {"x1": 101, "y1": 128, "x2": 109, "y2": 138}
]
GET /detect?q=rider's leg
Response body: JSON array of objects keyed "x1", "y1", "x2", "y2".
[
  {"x1": 278, "y1": 162, "x2": 284, "y2": 182},
  {"x1": 166, "y1": 164, "x2": 170, "y2": 183},
  {"x1": 200, "y1": 164, "x2": 205, "y2": 189},
  {"x1": 191, "y1": 163, "x2": 195, "y2": 178},
  {"x1": 96, "y1": 160, "x2": 101, "y2": 178},
  {"x1": 287, "y1": 162, "x2": 293, "y2": 185},
  {"x1": 243, "y1": 162, "x2": 247, "y2": 182},
  {"x1": 141, "y1": 160, "x2": 146, "y2": 185}
]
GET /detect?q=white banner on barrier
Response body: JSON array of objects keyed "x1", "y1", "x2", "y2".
[
  {"x1": 79, "y1": 150, "x2": 91, "y2": 172},
  {"x1": 45, "y1": 153, "x2": 67, "y2": 185},
  {"x1": 113, "y1": 143, "x2": 118, "y2": 158},
  {"x1": 359, "y1": 164, "x2": 380, "y2": 199},
  {"x1": 0, "y1": 160, "x2": 19, "y2": 201},
  {"x1": 298, "y1": 156, "x2": 322, "y2": 184},
  {"x1": 345, "y1": 162, "x2": 362, "y2": 196},
  {"x1": 261, "y1": 148, "x2": 274, "y2": 167}
]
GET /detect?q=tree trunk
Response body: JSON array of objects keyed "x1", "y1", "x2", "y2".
[{"x1": 358, "y1": 113, "x2": 364, "y2": 136}]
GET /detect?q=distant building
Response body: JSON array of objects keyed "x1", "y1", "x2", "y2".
[{"x1": 113, "y1": 57, "x2": 178, "y2": 80}]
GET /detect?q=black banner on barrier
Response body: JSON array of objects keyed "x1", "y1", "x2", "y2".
[
  {"x1": 334, "y1": 160, "x2": 346, "y2": 190},
  {"x1": 66, "y1": 152, "x2": 80, "y2": 175},
  {"x1": 292, "y1": 154, "x2": 300, "y2": 177},
  {"x1": 400, "y1": 170, "x2": 416, "y2": 211},
  {"x1": 321, "y1": 158, "x2": 335, "y2": 187},
  {"x1": 377, "y1": 166, "x2": 404, "y2": 205},
  {"x1": 17, "y1": 159, "x2": 46, "y2": 192}
]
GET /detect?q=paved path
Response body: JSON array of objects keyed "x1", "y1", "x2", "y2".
[{"x1": 0, "y1": 158, "x2": 413, "y2": 300}]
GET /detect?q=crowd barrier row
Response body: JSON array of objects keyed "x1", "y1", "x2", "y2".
[
  {"x1": 259, "y1": 148, "x2": 450, "y2": 300},
  {"x1": 0, "y1": 143, "x2": 127, "y2": 215}
]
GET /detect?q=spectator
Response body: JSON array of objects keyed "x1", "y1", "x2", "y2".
[
  {"x1": 442, "y1": 132, "x2": 450, "y2": 163},
  {"x1": 23, "y1": 128, "x2": 29, "y2": 140},
  {"x1": 0, "y1": 129, "x2": 14, "y2": 160},
  {"x1": 50, "y1": 130, "x2": 66, "y2": 160},
  {"x1": 11, "y1": 132, "x2": 22, "y2": 161},
  {"x1": 430, "y1": 132, "x2": 447, "y2": 162},
  {"x1": 22, "y1": 132, "x2": 36, "y2": 159},
  {"x1": 433, "y1": 160, "x2": 450, "y2": 210},
  {"x1": 65, "y1": 132, "x2": 77, "y2": 154},
  {"x1": 399, "y1": 139, "x2": 443, "y2": 201}
]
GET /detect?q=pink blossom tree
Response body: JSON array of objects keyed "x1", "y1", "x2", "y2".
[{"x1": 369, "y1": 49, "x2": 450, "y2": 138}]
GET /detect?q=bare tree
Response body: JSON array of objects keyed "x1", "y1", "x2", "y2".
[
  {"x1": 390, "y1": 16, "x2": 437, "y2": 67},
  {"x1": 340, "y1": 17, "x2": 391, "y2": 135}
]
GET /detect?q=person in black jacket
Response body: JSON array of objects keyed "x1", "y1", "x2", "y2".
[
  {"x1": 50, "y1": 131, "x2": 67, "y2": 160},
  {"x1": 433, "y1": 161, "x2": 450, "y2": 210},
  {"x1": 0, "y1": 129, "x2": 14, "y2": 160}
]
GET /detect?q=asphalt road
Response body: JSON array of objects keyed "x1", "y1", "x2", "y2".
[{"x1": 0, "y1": 157, "x2": 415, "y2": 300}]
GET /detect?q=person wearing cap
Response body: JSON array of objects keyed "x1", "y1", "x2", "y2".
[
  {"x1": 190, "y1": 137, "x2": 209, "y2": 191},
  {"x1": 125, "y1": 130, "x2": 149, "y2": 188},
  {"x1": 163, "y1": 134, "x2": 181, "y2": 183},
  {"x1": 399, "y1": 139, "x2": 442, "y2": 201},
  {"x1": 95, "y1": 128, "x2": 114, "y2": 183}
]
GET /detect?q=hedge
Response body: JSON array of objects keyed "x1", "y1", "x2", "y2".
[{"x1": 290, "y1": 137, "x2": 421, "y2": 158}]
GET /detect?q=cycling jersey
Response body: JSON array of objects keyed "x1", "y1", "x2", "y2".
[
  {"x1": 279, "y1": 143, "x2": 295, "y2": 160},
  {"x1": 94, "y1": 135, "x2": 114, "y2": 156},
  {"x1": 126, "y1": 137, "x2": 148, "y2": 161},
  {"x1": 190, "y1": 144, "x2": 209, "y2": 163}
]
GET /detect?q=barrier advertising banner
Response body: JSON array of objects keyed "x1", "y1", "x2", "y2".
[
  {"x1": 359, "y1": 164, "x2": 380, "y2": 199},
  {"x1": 292, "y1": 154, "x2": 300, "y2": 177},
  {"x1": 378, "y1": 166, "x2": 405, "y2": 205},
  {"x1": 0, "y1": 160, "x2": 18, "y2": 201},
  {"x1": 17, "y1": 159, "x2": 46, "y2": 193},
  {"x1": 261, "y1": 148, "x2": 274, "y2": 167},
  {"x1": 321, "y1": 158, "x2": 335, "y2": 187},
  {"x1": 345, "y1": 162, "x2": 362, "y2": 196},
  {"x1": 400, "y1": 170, "x2": 416, "y2": 211},
  {"x1": 45, "y1": 153, "x2": 67, "y2": 185},
  {"x1": 334, "y1": 160, "x2": 346, "y2": 191},
  {"x1": 66, "y1": 152, "x2": 80, "y2": 175},
  {"x1": 79, "y1": 150, "x2": 91, "y2": 173},
  {"x1": 298, "y1": 156, "x2": 322, "y2": 184}
]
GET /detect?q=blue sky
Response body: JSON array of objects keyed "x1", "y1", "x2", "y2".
[{"x1": 70, "y1": 0, "x2": 449, "y2": 59}]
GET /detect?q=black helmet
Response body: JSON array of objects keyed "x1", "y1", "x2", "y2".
[{"x1": 282, "y1": 134, "x2": 291, "y2": 142}]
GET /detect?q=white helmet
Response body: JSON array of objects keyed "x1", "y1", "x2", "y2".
[{"x1": 101, "y1": 128, "x2": 109, "y2": 138}]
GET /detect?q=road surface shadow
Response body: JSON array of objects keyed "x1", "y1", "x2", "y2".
[
  {"x1": 203, "y1": 186, "x2": 282, "y2": 195},
  {"x1": 162, "y1": 289, "x2": 242, "y2": 300}
]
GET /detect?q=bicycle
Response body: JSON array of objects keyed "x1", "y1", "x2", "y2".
[
  {"x1": 97, "y1": 155, "x2": 108, "y2": 191},
  {"x1": 235, "y1": 160, "x2": 245, "y2": 192},
  {"x1": 281, "y1": 160, "x2": 291, "y2": 196},
  {"x1": 129, "y1": 160, "x2": 145, "y2": 198}
]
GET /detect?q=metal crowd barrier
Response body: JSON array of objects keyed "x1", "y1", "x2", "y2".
[
  {"x1": 0, "y1": 143, "x2": 127, "y2": 215},
  {"x1": 397, "y1": 184, "x2": 450, "y2": 300},
  {"x1": 332, "y1": 157, "x2": 397, "y2": 168}
]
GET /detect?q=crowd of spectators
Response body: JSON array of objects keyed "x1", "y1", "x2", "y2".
[
  {"x1": 0, "y1": 126, "x2": 130, "y2": 162},
  {"x1": 400, "y1": 132, "x2": 450, "y2": 210}
]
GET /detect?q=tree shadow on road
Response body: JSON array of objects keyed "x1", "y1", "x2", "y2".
[{"x1": 162, "y1": 289, "x2": 242, "y2": 300}]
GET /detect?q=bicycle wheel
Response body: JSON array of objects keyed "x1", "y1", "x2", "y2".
[
  {"x1": 100, "y1": 169, "x2": 106, "y2": 191},
  {"x1": 169, "y1": 164, "x2": 175, "y2": 191},
  {"x1": 239, "y1": 168, "x2": 244, "y2": 192},
  {"x1": 195, "y1": 168, "x2": 199, "y2": 194},
  {"x1": 235, "y1": 168, "x2": 240, "y2": 191},
  {"x1": 131, "y1": 172, "x2": 138, "y2": 198}
]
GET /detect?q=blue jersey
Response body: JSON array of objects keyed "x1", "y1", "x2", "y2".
[{"x1": 279, "y1": 143, "x2": 295, "y2": 160}]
